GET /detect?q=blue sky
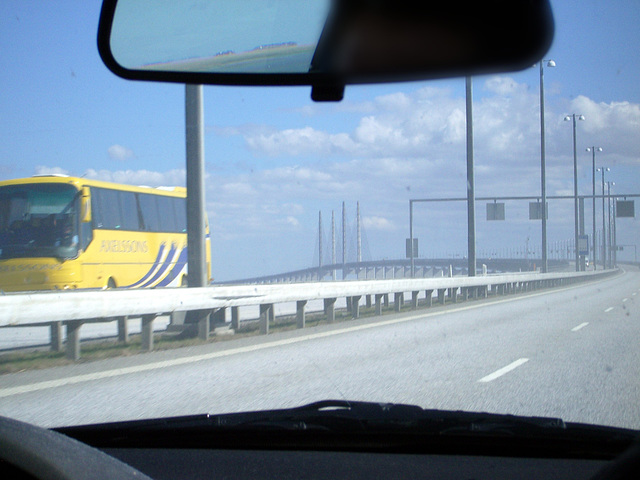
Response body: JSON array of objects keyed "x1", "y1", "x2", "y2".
[{"x1": 1, "y1": 1, "x2": 639, "y2": 280}]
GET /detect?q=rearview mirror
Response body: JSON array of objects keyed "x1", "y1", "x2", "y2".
[
  {"x1": 98, "y1": 0, "x2": 554, "y2": 100},
  {"x1": 80, "y1": 187, "x2": 91, "y2": 223}
]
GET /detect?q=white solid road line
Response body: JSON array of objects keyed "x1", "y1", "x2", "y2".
[
  {"x1": 0, "y1": 275, "x2": 618, "y2": 399},
  {"x1": 478, "y1": 358, "x2": 529, "y2": 383},
  {"x1": 571, "y1": 322, "x2": 589, "y2": 332},
  {"x1": 605, "y1": 307, "x2": 615, "y2": 313}
]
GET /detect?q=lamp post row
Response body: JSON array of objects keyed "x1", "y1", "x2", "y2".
[
  {"x1": 411, "y1": 62, "x2": 615, "y2": 278},
  {"x1": 540, "y1": 61, "x2": 615, "y2": 273}
]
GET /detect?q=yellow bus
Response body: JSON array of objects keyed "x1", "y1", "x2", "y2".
[{"x1": 0, "y1": 175, "x2": 210, "y2": 292}]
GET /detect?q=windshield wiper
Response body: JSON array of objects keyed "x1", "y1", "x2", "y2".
[{"x1": 56, "y1": 400, "x2": 639, "y2": 459}]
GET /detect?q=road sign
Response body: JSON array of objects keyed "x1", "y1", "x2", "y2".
[
  {"x1": 616, "y1": 200, "x2": 635, "y2": 218},
  {"x1": 529, "y1": 202, "x2": 548, "y2": 220},
  {"x1": 406, "y1": 238, "x2": 418, "y2": 258},
  {"x1": 578, "y1": 235, "x2": 589, "y2": 256},
  {"x1": 486, "y1": 202, "x2": 505, "y2": 221}
]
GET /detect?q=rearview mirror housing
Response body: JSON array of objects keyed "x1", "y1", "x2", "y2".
[
  {"x1": 97, "y1": 0, "x2": 554, "y2": 100},
  {"x1": 80, "y1": 186, "x2": 91, "y2": 223}
]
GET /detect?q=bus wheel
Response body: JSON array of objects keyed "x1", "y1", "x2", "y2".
[
  {"x1": 106, "y1": 278, "x2": 116, "y2": 289},
  {"x1": 180, "y1": 275, "x2": 188, "y2": 287}
]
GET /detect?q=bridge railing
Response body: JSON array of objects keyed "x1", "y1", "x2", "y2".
[{"x1": 0, "y1": 268, "x2": 618, "y2": 361}]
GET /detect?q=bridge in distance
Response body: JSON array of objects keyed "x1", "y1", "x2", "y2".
[{"x1": 223, "y1": 258, "x2": 570, "y2": 284}]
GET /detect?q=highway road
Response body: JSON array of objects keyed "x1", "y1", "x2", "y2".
[{"x1": 1, "y1": 267, "x2": 638, "y2": 431}]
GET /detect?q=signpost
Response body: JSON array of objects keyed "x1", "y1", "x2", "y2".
[{"x1": 578, "y1": 235, "x2": 589, "y2": 256}]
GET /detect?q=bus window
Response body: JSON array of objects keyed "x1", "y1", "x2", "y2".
[
  {"x1": 138, "y1": 193, "x2": 161, "y2": 232},
  {"x1": 92, "y1": 188, "x2": 121, "y2": 229},
  {"x1": 157, "y1": 196, "x2": 177, "y2": 232},
  {"x1": 118, "y1": 191, "x2": 140, "y2": 230},
  {"x1": 175, "y1": 197, "x2": 186, "y2": 233}
]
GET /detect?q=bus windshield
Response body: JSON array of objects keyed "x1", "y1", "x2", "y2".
[{"x1": 0, "y1": 183, "x2": 80, "y2": 260}]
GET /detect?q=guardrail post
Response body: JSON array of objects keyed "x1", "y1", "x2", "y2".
[
  {"x1": 324, "y1": 298, "x2": 336, "y2": 323},
  {"x1": 117, "y1": 316, "x2": 129, "y2": 343},
  {"x1": 411, "y1": 291, "x2": 419, "y2": 310},
  {"x1": 259, "y1": 304, "x2": 272, "y2": 334},
  {"x1": 211, "y1": 308, "x2": 226, "y2": 330},
  {"x1": 461, "y1": 287, "x2": 469, "y2": 301},
  {"x1": 394, "y1": 292, "x2": 403, "y2": 312},
  {"x1": 296, "y1": 300, "x2": 307, "y2": 328},
  {"x1": 141, "y1": 314, "x2": 156, "y2": 351},
  {"x1": 481, "y1": 286, "x2": 488, "y2": 298},
  {"x1": 384, "y1": 294, "x2": 389, "y2": 307},
  {"x1": 375, "y1": 294, "x2": 383, "y2": 315},
  {"x1": 50, "y1": 322, "x2": 63, "y2": 352},
  {"x1": 231, "y1": 306, "x2": 240, "y2": 331},
  {"x1": 366, "y1": 295, "x2": 372, "y2": 308},
  {"x1": 65, "y1": 320, "x2": 82, "y2": 361},
  {"x1": 193, "y1": 310, "x2": 210, "y2": 340},
  {"x1": 450, "y1": 287, "x2": 458, "y2": 303},
  {"x1": 424, "y1": 289, "x2": 433, "y2": 307},
  {"x1": 352, "y1": 296, "x2": 361, "y2": 319},
  {"x1": 437, "y1": 289, "x2": 446, "y2": 305}
]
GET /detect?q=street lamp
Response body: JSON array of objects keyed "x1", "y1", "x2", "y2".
[
  {"x1": 596, "y1": 167, "x2": 610, "y2": 268},
  {"x1": 564, "y1": 114, "x2": 585, "y2": 271},
  {"x1": 586, "y1": 147, "x2": 602, "y2": 269},
  {"x1": 539, "y1": 60, "x2": 555, "y2": 273}
]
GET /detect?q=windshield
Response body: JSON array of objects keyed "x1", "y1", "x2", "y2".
[
  {"x1": 0, "y1": 183, "x2": 79, "y2": 260},
  {"x1": 0, "y1": 0, "x2": 639, "y2": 437}
]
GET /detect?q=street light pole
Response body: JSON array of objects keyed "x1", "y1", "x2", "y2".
[
  {"x1": 606, "y1": 181, "x2": 614, "y2": 268},
  {"x1": 466, "y1": 76, "x2": 476, "y2": 277},
  {"x1": 597, "y1": 167, "x2": 609, "y2": 268},
  {"x1": 185, "y1": 84, "x2": 207, "y2": 288},
  {"x1": 539, "y1": 60, "x2": 555, "y2": 273},
  {"x1": 565, "y1": 114, "x2": 585, "y2": 271},
  {"x1": 586, "y1": 147, "x2": 602, "y2": 270},
  {"x1": 409, "y1": 200, "x2": 414, "y2": 277}
]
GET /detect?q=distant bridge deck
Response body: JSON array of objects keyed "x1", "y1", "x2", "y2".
[{"x1": 220, "y1": 258, "x2": 570, "y2": 285}]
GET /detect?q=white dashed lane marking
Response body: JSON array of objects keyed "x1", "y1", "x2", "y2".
[
  {"x1": 571, "y1": 322, "x2": 589, "y2": 332},
  {"x1": 478, "y1": 358, "x2": 529, "y2": 383}
]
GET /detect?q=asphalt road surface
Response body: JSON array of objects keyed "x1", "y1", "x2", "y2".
[{"x1": 1, "y1": 267, "x2": 638, "y2": 430}]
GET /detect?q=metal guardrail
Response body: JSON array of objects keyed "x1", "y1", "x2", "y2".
[{"x1": 0, "y1": 268, "x2": 619, "y2": 361}]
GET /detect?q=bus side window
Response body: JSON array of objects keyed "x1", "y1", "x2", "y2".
[
  {"x1": 92, "y1": 188, "x2": 121, "y2": 229},
  {"x1": 118, "y1": 191, "x2": 140, "y2": 231},
  {"x1": 175, "y1": 197, "x2": 186, "y2": 233},
  {"x1": 157, "y1": 196, "x2": 177, "y2": 232},
  {"x1": 138, "y1": 193, "x2": 161, "y2": 232},
  {"x1": 91, "y1": 189, "x2": 104, "y2": 228},
  {"x1": 80, "y1": 221, "x2": 92, "y2": 250},
  {"x1": 135, "y1": 193, "x2": 145, "y2": 231}
]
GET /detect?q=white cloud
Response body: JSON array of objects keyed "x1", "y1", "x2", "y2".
[
  {"x1": 34, "y1": 166, "x2": 70, "y2": 176},
  {"x1": 107, "y1": 144, "x2": 135, "y2": 161},
  {"x1": 84, "y1": 168, "x2": 187, "y2": 187},
  {"x1": 284, "y1": 216, "x2": 300, "y2": 227},
  {"x1": 567, "y1": 96, "x2": 640, "y2": 162},
  {"x1": 362, "y1": 216, "x2": 395, "y2": 231},
  {"x1": 484, "y1": 76, "x2": 529, "y2": 96}
]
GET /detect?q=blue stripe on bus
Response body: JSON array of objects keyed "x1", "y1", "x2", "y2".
[
  {"x1": 122, "y1": 243, "x2": 167, "y2": 288},
  {"x1": 156, "y1": 247, "x2": 188, "y2": 287},
  {"x1": 137, "y1": 243, "x2": 179, "y2": 288}
]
